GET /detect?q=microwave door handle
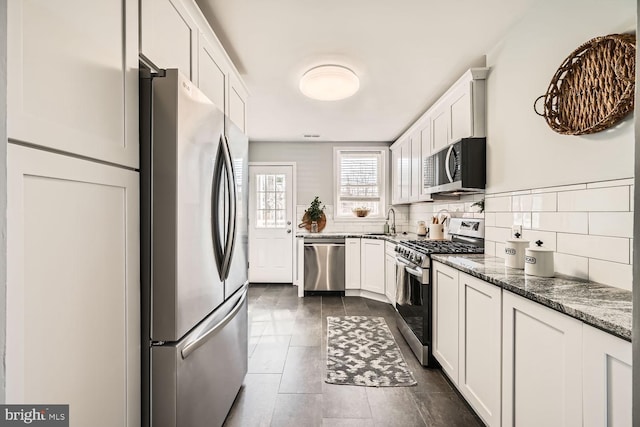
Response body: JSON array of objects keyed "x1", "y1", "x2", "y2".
[{"x1": 445, "y1": 145, "x2": 455, "y2": 183}]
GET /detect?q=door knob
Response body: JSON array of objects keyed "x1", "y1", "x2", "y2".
[{"x1": 287, "y1": 229, "x2": 292, "y2": 233}]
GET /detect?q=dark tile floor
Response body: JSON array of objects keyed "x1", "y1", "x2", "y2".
[{"x1": 223, "y1": 284, "x2": 484, "y2": 427}]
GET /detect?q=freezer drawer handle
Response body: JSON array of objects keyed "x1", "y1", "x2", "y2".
[{"x1": 181, "y1": 289, "x2": 247, "y2": 359}]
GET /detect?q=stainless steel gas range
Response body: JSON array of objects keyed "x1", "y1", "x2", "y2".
[{"x1": 394, "y1": 218, "x2": 484, "y2": 366}]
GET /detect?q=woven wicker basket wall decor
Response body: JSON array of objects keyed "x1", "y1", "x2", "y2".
[{"x1": 534, "y1": 33, "x2": 636, "y2": 135}]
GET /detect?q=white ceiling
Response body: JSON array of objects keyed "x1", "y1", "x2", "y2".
[{"x1": 196, "y1": 0, "x2": 535, "y2": 143}]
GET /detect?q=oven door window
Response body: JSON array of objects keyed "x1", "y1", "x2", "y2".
[{"x1": 396, "y1": 270, "x2": 426, "y2": 344}]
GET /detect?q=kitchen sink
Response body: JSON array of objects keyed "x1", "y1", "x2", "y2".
[{"x1": 364, "y1": 232, "x2": 396, "y2": 236}]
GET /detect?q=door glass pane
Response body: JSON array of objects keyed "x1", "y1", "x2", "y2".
[{"x1": 255, "y1": 174, "x2": 287, "y2": 228}]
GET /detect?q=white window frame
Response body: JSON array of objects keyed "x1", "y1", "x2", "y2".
[{"x1": 333, "y1": 147, "x2": 387, "y2": 221}]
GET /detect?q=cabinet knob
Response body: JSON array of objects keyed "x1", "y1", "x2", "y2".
[{"x1": 287, "y1": 229, "x2": 292, "y2": 234}]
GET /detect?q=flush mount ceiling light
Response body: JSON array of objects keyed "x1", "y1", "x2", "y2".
[{"x1": 299, "y1": 65, "x2": 360, "y2": 101}]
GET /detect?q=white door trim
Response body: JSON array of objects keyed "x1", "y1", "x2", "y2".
[{"x1": 248, "y1": 162, "x2": 297, "y2": 284}]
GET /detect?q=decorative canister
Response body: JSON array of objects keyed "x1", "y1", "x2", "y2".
[
  {"x1": 504, "y1": 233, "x2": 529, "y2": 269},
  {"x1": 524, "y1": 240, "x2": 555, "y2": 277},
  {"x1": 416, "y1": 221, "x2": 427, "y2": 236}
]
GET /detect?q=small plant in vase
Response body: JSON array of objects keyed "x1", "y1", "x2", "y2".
[{"x1": 305, "y1": 196, "x2": 326, "y2": 232}]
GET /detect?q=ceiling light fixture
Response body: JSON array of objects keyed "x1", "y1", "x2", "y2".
[{"x1": 299, "y1": 65, "x2": 360, "y2": 101}]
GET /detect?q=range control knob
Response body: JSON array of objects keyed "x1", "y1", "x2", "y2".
[{"x1": 416, "y1": 255, "x2": 424, "y2": 264}]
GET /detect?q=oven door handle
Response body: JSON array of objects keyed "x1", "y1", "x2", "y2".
[
  {"x1": 395, "y1": 257, "x2": 423, "y2": 277},
  {"x1": 405, "y1": 265, "x2": 423, "y2": 277}
]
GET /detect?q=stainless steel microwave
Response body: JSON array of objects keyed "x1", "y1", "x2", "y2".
[{"x1": 423, "y1": 138, "x2": 486, "y2": 195}]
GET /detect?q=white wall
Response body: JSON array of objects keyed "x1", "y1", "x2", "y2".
[
  {"x1": 0, "y1": 0, "x2": 7, "y2": 401},
  {"x1": 408, "y1": 0, "x2": 637, "y2": 290},
  {"x1": 485, "y1": 0, "x2": 635, "y2": 194}
]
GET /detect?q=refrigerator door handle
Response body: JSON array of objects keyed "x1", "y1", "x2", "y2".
[
  {"x1": 211, "y1": 136, "x2": 226, "y2": 278},
  {"x1": 220, "y1": 135, "x2": 237, "y2": 280},
  {"x1": 181, "y1": 286, "x2": 247, "y2": 359}
]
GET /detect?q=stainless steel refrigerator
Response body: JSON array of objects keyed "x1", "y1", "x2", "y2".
[{"x1": 140, "y1": 68, "x2": 249, "y2": 427}]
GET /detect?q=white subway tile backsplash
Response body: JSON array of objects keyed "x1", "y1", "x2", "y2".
[
  {"x1": 557, "y1": 233, "x2": 629, "y2": 264},
  {"x1": 520, "y1": 230, "x2": 557, "y2": 250},
  {"x1": 554, "y1": 253, "x2": 589, "y2": 280},
  {"x1": 484, "y1": 240, "x2": 496, "y2": 257},
  {"x1": 495, "y1": 212, "x2": 515, "y2": 228},
  {"x1": 407, "y1": 179, "x2": 634, "y2": 288},
  {"x1": 485, "y1": 196, "x2": 511, "y2": 212},
  {"x1": 586, "y1": 178, "x2": 634, "y2": 189},
  {"x1": 531, "y1": 183, "x2": 587, "y2": 194},
  {"x1": 589, "y1": 259, "x2": 632, "y2": 291},
  {"x1": 485, "y1": 226, "x2": 511, "y2": 243},
  {"x1": 484, "y1": 212, "x2": 496, "y2": 227},
  {"x1": 495, "y1": 242, "x2": 506, "y2": 258},
  {"x1": 557, "y1": 187, "x2": 630, "y2": 212},
  {"x1": 589, "y1": 212, "x2": 633, "y2": 238},
  {"x1": 530, "y1": 212, "x2": 588, "y2": 234}
]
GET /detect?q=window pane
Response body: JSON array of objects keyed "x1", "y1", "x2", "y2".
[
  {"x1": 255, "y1": 173, "x2": 287, "y2": 228},
  {"x1": 335, "y1": 150, "x2": 384, "y2": 218}
]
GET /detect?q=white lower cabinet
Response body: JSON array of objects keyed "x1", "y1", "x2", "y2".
[
  {"x1": 458, "y1": 273, "x2": 501, "y2": 427},
  {"x1": 345, "y1": 238, "x2": 361, "y2": 290},
  {"x1": 384, "y1": 242, "x2": 396, "y2": 304},
  {"x1": 6, "y1": 144, "x2": 140, "y2": 427},
  {"x1": 432, "y1": 261, "x2": 460, "y2": 382},
  {"x1": 502, "y1": 291, "x2": 583, "y2": 427},
  {"x1": 433, "y1": 261, "x2": 631, "y2": 427},
  {"x1": 582, "y1": 324, "x2": 632, "y2": 427},
  {"x1": 432, "y1": 261, "x2": 501, "y2": 427},
  {"x1": 360, "y1": 239, "x2": 385, "y2": 294}
]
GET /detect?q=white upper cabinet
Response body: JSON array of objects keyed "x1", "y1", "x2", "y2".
[
  {"x1": 229, "y1": 72, "x2": 248, "y2": 133},
  {"x1": 391, "y1": 68, "x2": 487, "y2": 202},
  {"x1": 432, "y1": 68, "x2": 488, "y2": 154},
  {"x1": 140, "y1": 0, "x2": 197, "y2": 81},
  {"x1": 409, "y1": 130, "x2": 421, "y2": 202},
  {"x1": 7, "y1": 0, "x2": 139, "y2": 168},
  {"x1": 390, "y1": 136, "x2": 411, "y2": 205},
  {"x1": 197, "y1": 32, "x2": 227, "y2": 111},
  {"x1": 418, "y1": 118, "x2": 433, "y2": 201},
  {"x1": 141, "y1": 0, "x2": 249, "y2": 130},
  {"x1": 431, "y1": 99, "x2": 450, "y2": 154}
]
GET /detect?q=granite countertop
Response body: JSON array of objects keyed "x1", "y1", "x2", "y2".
[
  {"x1": 431, "y1": 254, "x2": 632, "y2": 341},
  {"x1": 296, "y1": 231, "x2": 420, "y2": 244}
]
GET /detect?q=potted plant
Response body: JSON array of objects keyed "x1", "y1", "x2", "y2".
[{"x1": 304, "y1": 196, "x2": 326, "y2": 232}]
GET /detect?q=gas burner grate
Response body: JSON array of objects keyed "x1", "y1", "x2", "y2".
[{"x1": 399, "y1": 240, "x2": 484, "y2": 255}]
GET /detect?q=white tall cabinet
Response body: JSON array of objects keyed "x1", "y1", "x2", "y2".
[
  {"x1": 7, "y1": 146, "x2": 140, "y2": 426},
  {"x1": 6, "y1": 1, "x2": 141, "y2": 425}
]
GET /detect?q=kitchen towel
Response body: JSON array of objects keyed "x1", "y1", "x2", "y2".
[
  {"x1": 395, "y1": 264, "x2": 410, "y2": 305},
  {"x1": 325, "y1": 316, "x2": 417, "y2": 387}
]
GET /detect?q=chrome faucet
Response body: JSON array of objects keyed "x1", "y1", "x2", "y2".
[{"x1": 386, "y1": 207, "x2": 396, "y2": 235}]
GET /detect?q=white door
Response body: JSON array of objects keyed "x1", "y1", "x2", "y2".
[{"x1": 249, "y1": 164, "x2": 294, "y2": 282}]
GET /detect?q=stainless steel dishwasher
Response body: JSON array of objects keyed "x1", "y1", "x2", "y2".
[{"x1": 304, "y1": 237, "x2": 345, "y2": 291}]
